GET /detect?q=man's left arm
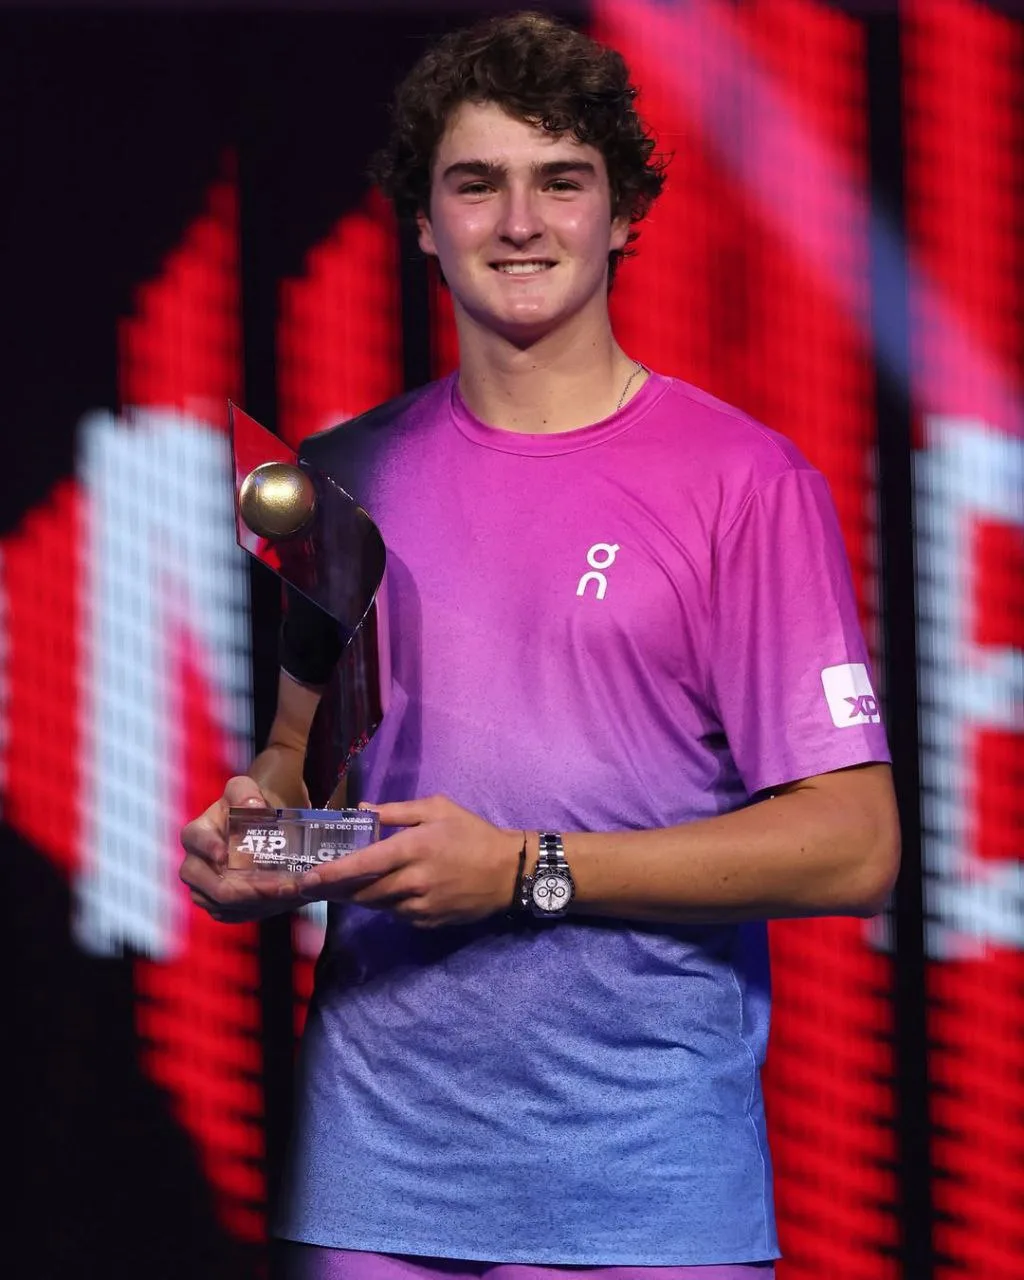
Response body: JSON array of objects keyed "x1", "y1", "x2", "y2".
[
  {"x1": 562, "y1": 760, "x2": 899, "y2": 923},
  {"x1": 293, "y1": 761, "x2": 898, "y2": 928}
]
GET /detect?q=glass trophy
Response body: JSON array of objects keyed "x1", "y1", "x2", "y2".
[
  {"x1": 226, "y1": 402, "x2": 390, "y2": 875},
  {"x1": 226, "y1": 806, "x2": 380, "y2": 874}
]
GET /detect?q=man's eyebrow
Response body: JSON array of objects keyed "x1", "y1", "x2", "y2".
[
  {"x1": 535, "y1": 160, "x2": 597, "y2": 179},
  {"x1": 441, "y1": 160, "x2": 507, "y2": 182},
  {"x1": 440, "y1": 159, "x2": 598, "y2": 182}
]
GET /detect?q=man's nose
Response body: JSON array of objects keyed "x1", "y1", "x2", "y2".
[{"x1": 496, "y1": 186, "x2": 544, "y2": 244}]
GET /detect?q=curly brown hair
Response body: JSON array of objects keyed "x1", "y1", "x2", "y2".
[{"x1": 372, "y1": 11, "x2": 667, "y2": 277}]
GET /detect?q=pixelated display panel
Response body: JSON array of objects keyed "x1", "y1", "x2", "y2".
[
  {"x1": 970, "y1": 520, "x2": 1024, "y2": 866},
  {"x1": 119, "y1": 168, "x2": 242, "y2": 432},
  {"x1": 278, "y1": 189, "x2": 402, "y2": 449},
  {"x1": 591, "y1": 3, "x2": 895, "y2": 1275},
  {"x1": 0, "y1": 479, "x2": 84, "y2": 872},
  {"x1": 276, "y1": 193, "x2": 404, "y2": 1035},
  {"x1": 135, "y1": 631, "x2": 263, "y2": 1239},
  {"x1": 6, "y1": 5, "x2": 1020, "y2": 1273},
  {"x1": 903, "y1": 2, "x2": 1024, "y2": 1274},
  {"x1": 114, "y1": 171, "x2": 266, "y2": 1242},
  {"x1": 903, "y1": 4, "x2": 1024, "y2": 440},
  {"x1": 431, "y1": 261, "x2": 459, "y2": 380}
]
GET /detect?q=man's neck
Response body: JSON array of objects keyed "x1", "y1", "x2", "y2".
[{"x1": 454, "y1": 313, "x2": 644, "y2": 435}]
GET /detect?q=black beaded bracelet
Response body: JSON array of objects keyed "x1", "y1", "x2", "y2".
[{"x1": 508, "y1": 831, "x2": 528, "y2": 915}]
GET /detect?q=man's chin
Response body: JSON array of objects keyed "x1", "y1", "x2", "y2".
[
  {"x1": 457, "y1": 293, "x2": 582, "y2": 348},
  {"x1": 481, "y1": 305, "x2": 564, "y2": 347}
]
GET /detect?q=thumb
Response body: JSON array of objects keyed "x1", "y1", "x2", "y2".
[{"x1": 224, "y1": 775, "x2": 270, "y2": 809}]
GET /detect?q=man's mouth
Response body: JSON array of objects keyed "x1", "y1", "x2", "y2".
[{"x1": 491, "y1": 261, "x2": 555, "y2": 274}]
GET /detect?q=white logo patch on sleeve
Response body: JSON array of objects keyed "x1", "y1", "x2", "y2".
[{"x1": 821, "y1": 663, "x2": 881, "y2": 727}]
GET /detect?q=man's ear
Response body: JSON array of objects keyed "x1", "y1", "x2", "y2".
[
  {"x1": 417, "y1": 209, "x2": 437, "y2": 257},
  {"x1": 610, "y1": 212, "x2": 630, "y2": 255}
]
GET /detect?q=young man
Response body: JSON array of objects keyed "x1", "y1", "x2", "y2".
[{"x1": 180, "y1": 12, "x2": 899, "y2": 1278}]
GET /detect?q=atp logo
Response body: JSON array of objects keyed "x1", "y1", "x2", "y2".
[
  {"x1": 576, "y1": 542, "x2": 620, "y2": 600},
  {"x1": 236, "y1": 832, "x2": 287, "y2": 856}
]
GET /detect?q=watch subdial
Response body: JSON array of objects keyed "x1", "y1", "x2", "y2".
[{"x1": 532, "y1": 873, "x2": 571, "y2": 912}]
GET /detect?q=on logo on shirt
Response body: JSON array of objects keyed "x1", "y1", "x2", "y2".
[
  {"x1": 821, "y1": 663, "x2": 882, "y2": 727},
  {"x1": 576, "y1": 542, "x2": 620, "y2": 600}
]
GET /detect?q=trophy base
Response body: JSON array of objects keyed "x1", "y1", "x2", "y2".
[{"x1": 227, "y1": 806, "x2": 379, "y2": 874}]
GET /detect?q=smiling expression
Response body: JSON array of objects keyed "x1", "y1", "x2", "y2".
[{"x1": 417, "y1": 101, "x2": 630, "y2": 347}]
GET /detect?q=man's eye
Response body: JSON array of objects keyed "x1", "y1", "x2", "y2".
[
  {"x1": 546, "y1": 180, "x2": 581, "y2": 193},
  {"x1": 458, "y1": 182, "x2": 492, "y2": 195}
]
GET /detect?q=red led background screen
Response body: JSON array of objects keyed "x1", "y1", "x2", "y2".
[
  {"x1": 903, "y1": 3, "x2": 1024, "y2": 1276},
  {"x1": 2, "y1": 5, "x2": 1021, "y2": 1278}
]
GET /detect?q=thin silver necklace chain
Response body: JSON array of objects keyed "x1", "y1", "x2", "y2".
[{"x1": 616, "y1": 360, "x2": 646, "y2": 412}]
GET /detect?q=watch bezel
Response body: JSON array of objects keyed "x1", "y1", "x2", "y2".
[{"x1": 529, "y1": 868, "x2": 575, "y2": 915}]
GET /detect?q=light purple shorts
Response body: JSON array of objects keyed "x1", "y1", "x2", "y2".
[{"x1": 279, "y1": 1246, "x2": 774, "y2": 1280}]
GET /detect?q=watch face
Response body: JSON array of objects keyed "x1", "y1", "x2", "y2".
[{"x1": 531, "y1": 871, "x2": 572, "y2": 914}]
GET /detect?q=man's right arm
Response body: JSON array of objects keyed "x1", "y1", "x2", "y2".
[
  {"x1": 248, "y1": 669, "x2": 324, "y2": 809},
  {"x1": 178, "y1": 670, "x2": 324, "y2": 922}
]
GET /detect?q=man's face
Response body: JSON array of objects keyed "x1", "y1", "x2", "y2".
[{"x1": 418, "y1": 100, "x2": 630, "y2": 346}]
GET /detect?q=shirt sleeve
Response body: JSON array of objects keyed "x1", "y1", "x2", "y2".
[
  {"x1": 279, "y1": 585, "x2": 345, "y2": 687},
  {"x1": 707, "y1": 466, "x2": 891, "y2": 796}
]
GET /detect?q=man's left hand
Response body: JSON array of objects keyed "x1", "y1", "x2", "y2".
[{"x1": 297, "y1": 795, "x2": 523, "y2": 928}]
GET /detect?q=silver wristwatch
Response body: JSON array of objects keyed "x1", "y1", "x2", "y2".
[{"x1": 521, "y1": 832, "x2": 575, "y2": 919}]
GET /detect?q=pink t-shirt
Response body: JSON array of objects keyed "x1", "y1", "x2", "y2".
[{"x1": 277, "y1": 372, "x2": 888, "y2": 1266}]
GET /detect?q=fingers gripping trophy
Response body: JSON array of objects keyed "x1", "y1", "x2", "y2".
[{"x1": 225, "y1": 403, "x2": 391, "y2": 875}]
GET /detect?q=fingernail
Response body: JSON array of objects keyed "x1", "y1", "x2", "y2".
[{"x1": 358, "y1": 802, "x2": 379, "y2": 811}]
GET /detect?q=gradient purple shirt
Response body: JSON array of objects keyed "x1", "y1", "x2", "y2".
[{"x1": 276, "y1": 372, "x2": 890, "y2": 1266}]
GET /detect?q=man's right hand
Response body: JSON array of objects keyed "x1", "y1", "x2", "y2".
[{"x1": 179, "y1": 775, "x2": 305, "y2": 923}]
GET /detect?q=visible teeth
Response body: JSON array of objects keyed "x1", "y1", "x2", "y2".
[{"x1": 496, "y1": 262, "x2": 551, "y2": 274}]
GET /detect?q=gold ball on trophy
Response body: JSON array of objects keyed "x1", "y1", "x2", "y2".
[{"x1": 238, "y1": 463, "x2": 317, "y2": 540}]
